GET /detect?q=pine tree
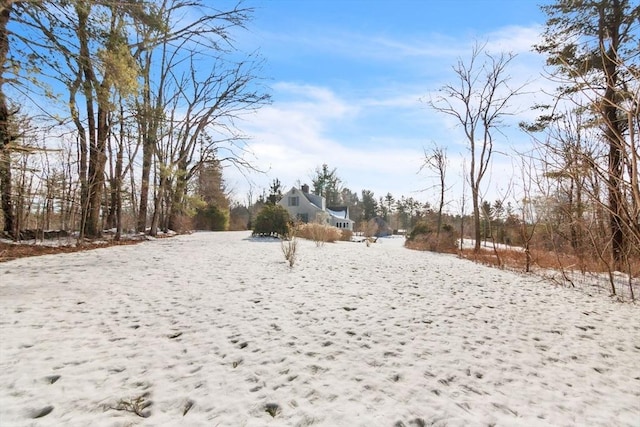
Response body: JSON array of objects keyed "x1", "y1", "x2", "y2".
[{"x1": 535, "y1": 0, "x2": 640, "y2": 267}]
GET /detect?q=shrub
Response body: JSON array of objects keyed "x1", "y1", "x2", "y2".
[
  {"x1": 296, "y1": 222, "x2": 341, "y2": 245},
  {"x1": 408, "y1": 221, "x2": 433, "y2": 241},
  {"x1": 406, "y1": 221, "x2": 458, "y2": 253},
  {"x1": 105, "y1": 393, "x2": 152, "y2": 418},
  {"x1": 252, "y1": 204, "x2": 291, "y2": 237},
  {"x1": 281, "y1": 236, "x2": 297, "y2": 267},
  {"x1": 361, "y1": 219, "x2": 379, "y2": 238},
  {"x1": 169, "y1": 214, "x2": 194, "y2": 234},
  {"x1": 229, "y1": 204, "x2": 250, "y2": 230},
  {"x1": 340, "y1": 229, "x2": 353, "y2": 241},
  {"x1": 194, "y1": 205, "x2": 229, "y2": 231}
]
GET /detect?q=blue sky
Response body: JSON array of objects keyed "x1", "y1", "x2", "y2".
[{"x1": 225, "y1": 1, "x2": 553, "y2": 207}]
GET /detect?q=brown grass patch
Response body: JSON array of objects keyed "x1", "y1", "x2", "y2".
[
  {"x1": 460, "y1": 247, "x2": 640, "y2": 278},
  {"x1": 0, "y1": 238, "x2": 146, "y2": 263}
]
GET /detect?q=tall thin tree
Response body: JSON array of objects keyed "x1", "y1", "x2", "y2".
[
  {"x1": 0, "y1": 0, "x2": 14, "y2": 236},
  {"x1": 428, "y1": 43, "x2": 523, "y2": 252}
]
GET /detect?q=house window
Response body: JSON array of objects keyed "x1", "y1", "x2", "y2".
[
  {"x1": 289, "y1": 196, "x2": 299, "y2": 206},
  {"x1": 298, "y1": 213, "x2": 309, "y2": 223}
]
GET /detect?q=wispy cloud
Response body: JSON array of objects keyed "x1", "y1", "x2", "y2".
[
  {"x1": 485, "y1": 25, "x2": 544, "y2": 54},
  {"x1": 226, "y1": 82, "x2": 427, "y2": 198},
  {"x1": 226, "y1": 18, "x2": 556, "y2": 206},
  {"x1": 253, "y1": 25, "x2": 472, "y2": 64}
]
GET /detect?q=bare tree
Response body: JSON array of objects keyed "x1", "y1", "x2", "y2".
[
  {"x1": 419, "y1": 142, "x2": 448, "y2": 240},
  {"x1": 428, "y1": 42, "x2": 524, "y2": 252},
  {"x1": 515, "y1": 153, "x2": 547, "y2": 273},
  {"x1": 458, "y1": 160, "x2": 468, "y2": 251},
  {"x1": 105, "y1": 101, "x2": 137, "y2": 240},
  {"x1": 154, "y1": 55, "x2": 268, "y2": 232},
  {"x1": 133, "y1": 0, "x2": 267, "y2": 234},
  {"x1": 0, "y1": 0, "x2": 14, "y2": 236}
]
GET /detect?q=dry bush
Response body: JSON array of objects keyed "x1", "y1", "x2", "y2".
[
  {"x1": 340, "y1": 229, "x2": 353, "y2": 241},
  {"x1": 405, "y1": 232, "x2": 458, "y2": 254},
  {"x1": 170, "y1": 214, "x2": 194, "y2": 234},
  {"x1": 361, "y1": 219, "x2": 379, "y2": 238},
  {"x1": 460, "y1": 247, "x2": 524, "y2": 269},
  {"x1": 460, "y1": 244, "x2": 639, "y2": 301},
  {"x1": 281, "y1": 236, "x2": 297, "y2": 267},
  {"x1": 325, "y1": 227, "x2": 342, "y2": 242},
  {"x1": 296, "y1": 223, "x2": 341, "y2": 246},
  {"x1": 280, "y1": 225, "x2": 298, "y2": 267},
  {"x1": 105, "y1": 393, "x2": 152, "y2": 418},
  {"x1": 405, "y1": 221, "x2": 458, "y2": 254}
]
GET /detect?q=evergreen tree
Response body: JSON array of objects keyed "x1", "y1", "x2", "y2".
[
  {"x1": 535, "y1": 0, "x2": 640, "y2": 266},
  {"x1": 361, "y1": 190, "x2": 377, "y2": 221},
  {"x1": 194, "y1": 160, "x2": 229, "y2": 231},
  {"x1": 267, "y1": 178, "x2": 283, "y2": 205},
  {"x1": 312, "y1": 163, "x2": 342, "y2": 205}
]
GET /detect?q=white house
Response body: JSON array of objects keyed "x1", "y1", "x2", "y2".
[{"x1": 278, "y1": 185, "x2": 354, "y2": 231}]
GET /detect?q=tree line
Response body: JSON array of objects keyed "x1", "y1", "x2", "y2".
[
  {"x1": 253, "y1": 164, "x2": 432, "y2": 234},
  {"x1": 0, "y1": 0, "x2": 268, "y2": 240}
]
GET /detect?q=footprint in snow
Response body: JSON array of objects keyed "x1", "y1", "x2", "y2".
[{"x1": 29, "y1": 406, "x2": 54, "y2": 419}]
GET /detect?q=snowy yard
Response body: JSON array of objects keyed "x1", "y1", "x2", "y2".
[{"x1": 1, "y1": 231, "x2": 638, "y2": 426}]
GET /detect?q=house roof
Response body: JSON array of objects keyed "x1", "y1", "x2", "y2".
[
  {"x1": 300, "y1": 191, "x2": 322, "y2": 209},
  {"x1": 326, "y1": 206, "x2": 351, "y2": 220}
]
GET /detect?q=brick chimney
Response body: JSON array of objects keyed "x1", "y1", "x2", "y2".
[{"x1": 301, "y1": 184, "x2": 309, "y2": 193}]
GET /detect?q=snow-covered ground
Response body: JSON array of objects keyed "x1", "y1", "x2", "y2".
[
  {"x1": 459, "y1": 238, "x2": 513, "y2": 251},
  {"x1": 1, "y1": 231, "x2": 638, "y2": 426}
]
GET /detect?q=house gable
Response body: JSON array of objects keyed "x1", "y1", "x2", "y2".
[{"x1": 278, "y1": 187, "x2": 324, "y2": 223}]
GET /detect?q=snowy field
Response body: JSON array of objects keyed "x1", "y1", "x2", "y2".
[{"x1": 1, "y1": 231, "x2": 638, "y2": 426}]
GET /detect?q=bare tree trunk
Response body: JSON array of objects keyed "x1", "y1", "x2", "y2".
[
  {"x1": 603, "y1": 66, "x2": 625, "y2": 268},
  {"x1": 599, "y1": 0, "x2": 627, "y2": 269},
  {"x1": 472, "y1": 185, "x2": 481, "y2": 252},
  {"x1": 76, "y1": 3, "x2": 94, "y2": 240},
  {"x1": 0, "y1": 145, "x2": 11, "y2": 235},
  {"x1": 0, "y1": 0, "x2": 14, "y2": 236},
  {"x1": 137, "y1": 135, "x2": 153, "y2": 232},
  {"x1": 150, "y1": 174, "x2": 167, "y2": 236},
  {"x1": 114, "y1": 106, "x2": 124, "y2": 240},
  {"x1": 84, "y1": 102, "x2": 108, "y2": 238},
  {"x1": 168, "y1": 163, "x2": 188, "y2": 232},
  {"x1": 105, "y1": 120, "x2": 117, "y2": 231},
  {"x1": 136, "y1": 41, "x2": 159, "y2": 233},
  {"x1": 419, "y1": 143, "x2": 447, "y2": 247}
]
